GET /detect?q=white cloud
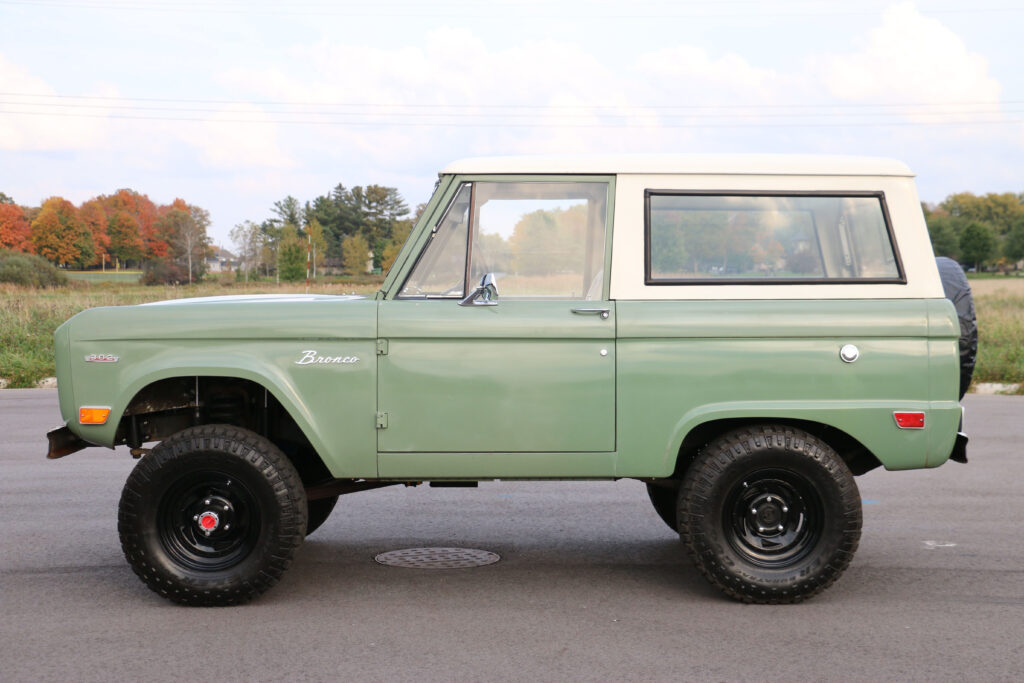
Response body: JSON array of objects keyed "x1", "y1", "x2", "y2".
[
  {"x1": 815, "y1": 2, "x2": 1000, "y2": 105},
  {"x1": 173, "y1": 105, "x2": 295, "y2": 170},
  {"x1": 0, "y1": 54, "x2": 111, "y2": 151}
]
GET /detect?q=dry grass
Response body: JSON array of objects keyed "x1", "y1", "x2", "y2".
[{"x1": 969, "y1": 277, "x2": 1024, "y2": 389}]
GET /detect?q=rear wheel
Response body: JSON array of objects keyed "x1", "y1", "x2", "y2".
[
  {"x1": 118, "y1": 425, "x2": 307, "y2": 606},
  {"x1": 679, "y1": 425, "x2": 861, "y2": 604}
]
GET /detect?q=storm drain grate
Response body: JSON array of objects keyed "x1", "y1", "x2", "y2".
[{"x1": 374, "y1": 547, "x2": 501, "y2": 569}]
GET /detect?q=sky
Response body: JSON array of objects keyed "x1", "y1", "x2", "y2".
[{"x1": 1, "y1": 0, "x2": 1022, "y2": 248}]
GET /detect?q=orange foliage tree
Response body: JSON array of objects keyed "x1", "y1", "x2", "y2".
[
  {"x1": 31, "y1": 197, "x2": 94, "y2": 267},
  {"x1": 79, "y1": 198, "x2": 112, "y2": 267},
  {"x1": 0, "y1": 203, "x2": 33, "y2": 252}
]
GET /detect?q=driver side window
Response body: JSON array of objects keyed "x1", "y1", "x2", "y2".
[{"x1": 400, "y1": 180, "x2": 608, "y2": 300}]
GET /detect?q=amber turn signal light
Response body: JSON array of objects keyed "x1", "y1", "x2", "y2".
[
  {"x1": 79, "y1": 407, "x2": 111, "y2": 425},
  {"x1": 893, "y1": 411, "x2": 925, "y2": 429}
]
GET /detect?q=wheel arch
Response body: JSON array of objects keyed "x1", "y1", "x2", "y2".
[
  {"x1": 667, "y1": 415, "x2": 882, "y2": 480},
  {"x1": 113, "y1": 370, "x2": 334, "y2": 487}
]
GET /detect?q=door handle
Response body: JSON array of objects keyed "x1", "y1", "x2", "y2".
[{"x1": 571, "y1": 307, "x2": 610, "y2": 319}]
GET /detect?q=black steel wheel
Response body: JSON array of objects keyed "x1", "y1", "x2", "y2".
[
  {"x1": 679, "y1": 425, "x2": 861, "y2": 604},
  {"x1": 645, "y1": 482, "x2": 680, "y2": 533},
  {"x1": 305, "y1": 495, "x2": 338, "y2": 537},
  {"x1": 118, "y1": 425, "x2": 307, "y2": 606}
]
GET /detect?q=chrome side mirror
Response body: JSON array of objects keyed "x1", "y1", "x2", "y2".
[{"x1": 459, "y1": 273, "x2": 499, "y2": 306}]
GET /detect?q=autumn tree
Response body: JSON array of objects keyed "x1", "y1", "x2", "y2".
[
  {"x1": 31, "y1": 197, "x2": 93, "y2": 267},
  {"x1": 155, "y1": 203, "x2": 211, "y2": 283},
  {"x1": 0, "y1": 203, "x2": 33, "y2": 252},
  {"x1": 78, "y1": 198, "x2": 111, "y2": 267},
  {"x1": 106, "y1": 210, "x2": 145, "y2": 267},
  {"x1": 103, "y1": 189, "x2": 165, "y2": 259},
  {"x1": 342, "y1": 233, "x2": 370, "y2": 275},
  {"x1": 380, "y1": 218, "x2": 413, "y2": 273},
  {"x1": 940, "y1": 192, "x2": 1024, "y2": 235}
]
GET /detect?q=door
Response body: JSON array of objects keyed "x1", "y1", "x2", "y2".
[{"x1": 377, "y1": 179, "x2": 615, "y2": 455}]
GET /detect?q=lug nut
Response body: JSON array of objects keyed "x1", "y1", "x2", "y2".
[
  {"x1": 193, "y1": 515, "x2": 198, "y2": 521},
  {"x1": 782, "y1": 505, "x2": 789, "y2": 513},
  {"x1": 204, "y1": 499, "x2": 211, "y2": 505},
  {"x1": 223, "y1": 505, "x2": 229, "y2": 511},
  {"x1": 224, "y1": 524, "x2": 230, "y2": 530},
  {"x1": 777, "y1": 524, "x2": 785, "y2": 531}
]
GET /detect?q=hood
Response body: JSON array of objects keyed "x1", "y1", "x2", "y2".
[{"x1": 62, "y1": 293, "x2": 377, "y2": 342}]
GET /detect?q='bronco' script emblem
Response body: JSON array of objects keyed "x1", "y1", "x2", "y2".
[{"x1": 295, "y1": 350, "x2": 360, "y2": 365}]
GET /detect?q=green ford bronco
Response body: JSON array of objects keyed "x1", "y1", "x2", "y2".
[{"x1": 48, "y1": 155, "x2": 975, "y2": 606}]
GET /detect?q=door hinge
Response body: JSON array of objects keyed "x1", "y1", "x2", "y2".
[
  {"x1": 376, "y1": 339, "x2": 389, "y2": 355},
  {"x1": 375, "y1": 412, "x2": 388, "y2": 429}
]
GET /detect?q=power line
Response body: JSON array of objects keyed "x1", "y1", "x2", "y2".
[
  {"x1": 1, "y1": 92, "x2": 1020, "y2": 111},
  {"x1": 2, "y1": 107, "x2": 1021, "y2": 128}
]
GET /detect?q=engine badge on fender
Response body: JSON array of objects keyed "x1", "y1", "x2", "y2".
[{"x1": 84, "y1": 354, "x2": 119, "y2": 363}]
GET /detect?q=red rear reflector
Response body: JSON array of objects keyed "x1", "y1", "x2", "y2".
[
  {"x1": 79, "y1": 407, "x2": 111, "y2": 425},
  {"x1": 894, "y1": 412, "x2": 925, "y2": 429}
]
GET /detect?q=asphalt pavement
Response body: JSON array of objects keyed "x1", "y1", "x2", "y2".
[{"x1": 2, "y1": 389, "x2": 1022, "y2": 682}]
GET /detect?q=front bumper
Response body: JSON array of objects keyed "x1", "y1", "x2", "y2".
[{"x1": 46, "y1": 425, "x2": 90, "y2": 459}]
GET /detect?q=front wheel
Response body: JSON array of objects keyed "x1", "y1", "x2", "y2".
[
  {"x1": 679, "y1": 425, "x2": 861, "y2": 604},
  {"x1": 118, "y1": 425, "x2": 307, "y2": 606}
]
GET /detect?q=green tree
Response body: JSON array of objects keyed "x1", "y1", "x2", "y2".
[
  {"x1": 926, "y1": 215, "x2": 962, "y2": 259},
  {"x1": 1005, "y1": 218, "x2": 1024, "y2": 267},
  {"x1": 277, "y1": 224, "x2": 306, "y2": 282},
  {"x1": 342, "y1": 233, "x2": 370, "y2": 275},
  {"x1": 959, "y1": 221, "x2": 997, "y2": 271},
  {"x1": 941, "y1": 192, "x2": 1024, "y2": 235},
  {"x1": 271, "y1": 196, "x2": 304, "y2": 233},
  {"x1": 0, "y1": 192, "x2": 15, "y2": 204}
]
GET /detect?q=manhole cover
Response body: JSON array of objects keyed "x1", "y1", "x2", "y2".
[{"x1": 374, "y1": 547, "x2": 501, "y2": 569}]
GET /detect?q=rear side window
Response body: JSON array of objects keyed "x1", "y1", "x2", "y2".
[{"x1": 645, "y1": 192, "x2": 904, "y2": 284}]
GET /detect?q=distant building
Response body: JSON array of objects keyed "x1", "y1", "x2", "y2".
[{"x1": 206, "y1": 246, "x2": 237, "y2": 273}]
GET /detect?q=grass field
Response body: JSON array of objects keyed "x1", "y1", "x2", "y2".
[
  {"x1": 0, "y1": 277, "x2": 383, "y2": 387},
  {"x1": 64, "y1": 270, "x2": 143, "y2": 283},
  {"x1": 1, "y1": 274, "x2": 1021, "y2": 389}
]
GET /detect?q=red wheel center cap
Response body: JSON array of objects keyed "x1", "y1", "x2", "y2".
[{"x1": 199, "y1": 512, "x2": 219, "y2": 531}]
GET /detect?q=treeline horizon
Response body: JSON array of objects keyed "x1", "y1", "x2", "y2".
[
  {"x1": 923, "y1": 192, "x2": 1024, "y2": 271},
  {"x1": 0, "y1": 189, "x2": 210, "y2": 284}
]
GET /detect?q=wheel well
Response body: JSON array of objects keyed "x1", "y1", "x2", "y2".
[
  {"x1": 670, "y1": 418, "x2": 882, "y2": 478},
  {"x1": 115, "y1": 376, "x2": 332, "y2": 487}
]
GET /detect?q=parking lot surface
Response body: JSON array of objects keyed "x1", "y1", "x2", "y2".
[{"x1": 2, "y1": 390, "x2": 1022, "y2": 681}]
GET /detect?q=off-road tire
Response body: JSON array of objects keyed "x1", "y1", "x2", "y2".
[
  {"x1": 679, "y1": 425, "x2": 861, "y2": 604},
  {"x1": 646, "y1": 482, "x2": 680, "y2": 533},
  {"x1": 118, "y1": 425, "x2": 307, "y2": 606},
  {"x1": 936, "y1": 256, "x2": 977, "y2": 398},
  {"x1": 305, "y1": 495, "x2": 338, "y2": 536}
]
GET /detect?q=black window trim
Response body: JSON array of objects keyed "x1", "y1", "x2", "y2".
[{"x1": 643, "y1": 189, "x2": 907, "y2": 286}]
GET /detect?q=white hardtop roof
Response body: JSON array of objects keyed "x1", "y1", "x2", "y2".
[{"x1": 443, "y1": 154, "x2": 914, "y2": 177}]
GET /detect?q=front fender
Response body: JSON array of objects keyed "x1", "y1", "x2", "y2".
[{"x1": 66, "y1": 340, "x2": 378, "y2": 478}]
